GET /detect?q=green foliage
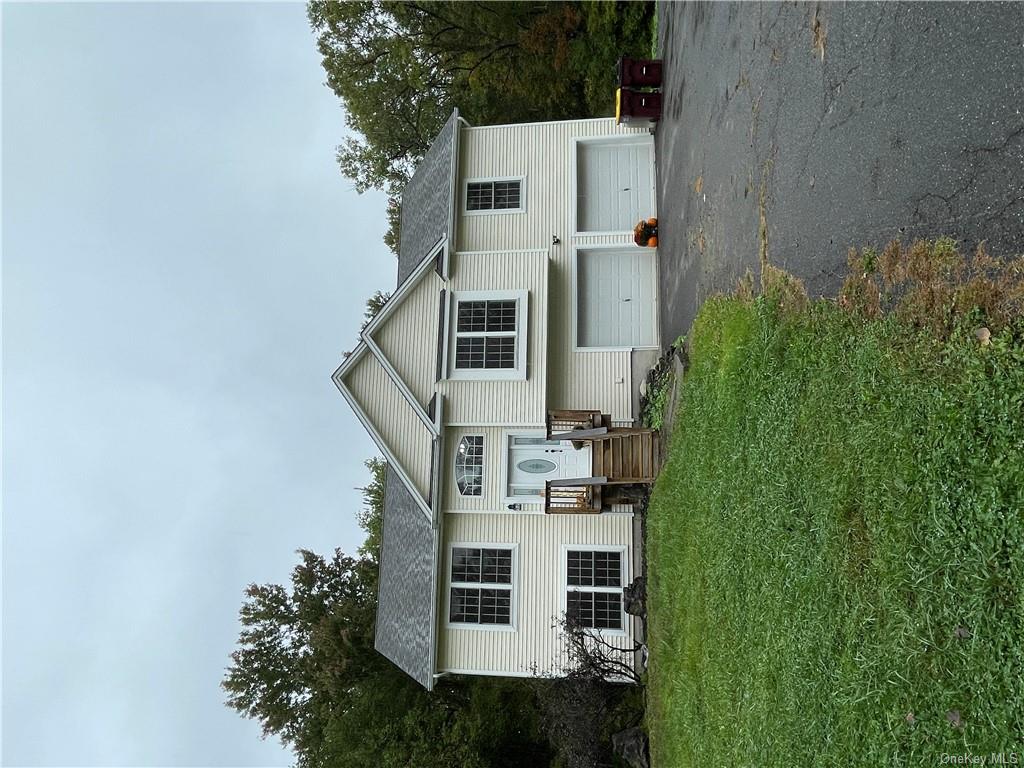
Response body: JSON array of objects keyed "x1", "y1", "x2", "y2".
[
  {"x1": 307, "y1": 0, "x2": 655, "y2": 252},
  {"x1": 355, "y1": 457, "x2": 385, "y2": 563},
  {"x1": 318, "y1": 671, "x2": 552, "y2": 768},
  {"x1": 225, "y1": 462, "x2": 554, "y2": 767},
  {"x1": 222, "y1": 548, "x2": 382, "y2": 761},
  {"x1": 382, "y1": 195, "x2": 402, "y2": 255},
  {"x1": 459, "y1": 678, "x2": 555, "y2": 768},
  {"x1": 646, "y1": 296, "x2": 1024, "y2": 766},
  {"x1": 639, "y1": 361, "x2": 674, "y2": 431},
  {"x1": 570, "y1": 1, "x2": 657, "y2": 116},
  {"x1": 360, "y1": 290, "x2": 391, "y2": 332},
  {"x1": 224, "y1": 546, "x2": 554, "y2": 768},
  {"x1": 648, "y1": 4, "x2": 659, "y2": 58}
]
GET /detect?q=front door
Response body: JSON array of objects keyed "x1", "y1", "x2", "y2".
[{"x1": 507, "y1": 436, "x2": 592, "y2": 500}]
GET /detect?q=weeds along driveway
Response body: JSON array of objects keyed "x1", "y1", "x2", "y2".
[{"x1": 654, "y1": 1, "x2": 1024, "y2": 348}]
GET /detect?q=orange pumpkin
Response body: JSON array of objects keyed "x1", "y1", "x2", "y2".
[
  {"x1": 647, "y1": 236, "x2": 658, "y2": 247},
  {"x1": 647, "y1": 217, "x2": 658, "y2": 227}
]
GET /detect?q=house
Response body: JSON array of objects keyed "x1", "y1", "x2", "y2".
[{"x1": 332, "y1": 109, "x2": 661, "y2": 689}]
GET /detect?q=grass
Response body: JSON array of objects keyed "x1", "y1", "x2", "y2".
[{"x1": 645, "y1": 295, "x2": 1024, "y2": 766}]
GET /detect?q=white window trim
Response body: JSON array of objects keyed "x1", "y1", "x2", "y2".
[
  {"x1": 454, "y1": 434, "x2": 485, "y2": 497},
  {"x1": 447, "y1": 290, "x2": 529, "y2": 381},
  {"x1": 560, "y1": 544, "x2": 629, "y2": 637},
  {"x1": 445, "y1": 542, "x2": 519, "y2": 632},
  {"x1": 463, "y1": 176, "x2": 526, "y2": 216},
  {"x1": 570, "y1": 135, "x2": 656, "y2": 237}
]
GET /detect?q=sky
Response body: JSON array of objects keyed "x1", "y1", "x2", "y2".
[{"x1": 2, "y1": 3, "x2": 396, "y2": 765}]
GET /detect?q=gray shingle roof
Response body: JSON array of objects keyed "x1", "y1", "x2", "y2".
[
  {"x1": 374, "y1": 466, "x2": 436, "y2": 690},
  {"x1": 397, "y1": 109, "x2": 458, "y2": 282},
  {"x1": 373, "y1": 109, "x2": 458, "y2": 690}
]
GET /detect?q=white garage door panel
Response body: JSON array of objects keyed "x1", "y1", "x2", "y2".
[
  {"x1": 577, "y1": 249, "x2": 658, "y2": 347},
  {"x1": 577, "y1": 141, "x2": 654, "y2": 232}
]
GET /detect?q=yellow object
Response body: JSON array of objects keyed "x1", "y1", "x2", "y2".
[{"x1": 615, "y1": 88, "x2": 622, "y2": 124}]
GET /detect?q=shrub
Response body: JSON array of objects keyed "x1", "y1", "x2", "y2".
[{"x1": 532, "y1": 611, "x2": 646, "y2": 768}]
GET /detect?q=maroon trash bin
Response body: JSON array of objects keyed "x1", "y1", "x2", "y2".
[
  {"x1": 616, "y1": 88, "x2": 662, "y2": 123},
  {"x1": 618, "y1": 56, "x2": 663, "y2": 87}
]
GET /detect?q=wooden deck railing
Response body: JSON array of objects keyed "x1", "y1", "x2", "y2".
[
  {"x1": 547, "y1": 409, "x2": 609, "y2": 440},
  {"x1": 543, "y1": 408, "x2": 663, "y2": 513},
  {"x1": 544, "y1": 477, "x2": 606, "y2": 514}
]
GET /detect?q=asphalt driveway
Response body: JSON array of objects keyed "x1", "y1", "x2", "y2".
[{"x1": 655, "y1": 1, "x2": 1024, "y2": 347}]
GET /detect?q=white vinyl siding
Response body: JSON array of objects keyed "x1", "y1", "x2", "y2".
[
  {"x1": 372, "y1": 271, "x2": 443, "y2": 406},
  {"x1": 438, "y1": 511, "x2": 634, "y2": 677},
  {"x1": 445, "y1": 426, "x2": 546, "y2": 513},
  {"x1": 455, "y1": 119, "x2": 655, "y2": 423},
  {"x1": 344, "y1": 351, "x2": 433, "y2": 500},
  {"x1": 437, "y1": 250, "x2": 548, "y2": 426}
]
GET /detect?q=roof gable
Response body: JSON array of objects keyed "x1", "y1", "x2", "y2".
[
  {"x1": 333, "y1": 346, "x2": 434, "y2": 516},
  {"x1": 369, "y1": 267, "x2": 443, "y2": 408}
]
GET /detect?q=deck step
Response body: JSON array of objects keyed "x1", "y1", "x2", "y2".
[{"x1": 588, "y1": 430, "x2": 658, "y2": 483}]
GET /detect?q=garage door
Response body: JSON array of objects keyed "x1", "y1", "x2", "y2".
[
  {"x1": 577, "y1": 248, "x2": 658, "y2": 348},
  {"x1": 577, "y1": 140, "x2": 655, "y2": 232}
]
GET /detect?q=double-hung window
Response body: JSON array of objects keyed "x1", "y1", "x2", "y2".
[
  {"x1": 465, "y1": 178, "x2": 524, "y2": 214},
  {"x1": 565, "y1": 549, "x2": 625, "y2": 631},
  {"x1": 449, "y1": 291, "x2": 528, "y2": 380},
  {"x1": 449, "y1": 546, "x2": 515, "y2": 627}
]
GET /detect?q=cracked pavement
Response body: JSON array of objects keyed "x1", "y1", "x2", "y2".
[{"x1": 654, "y1": 1, "x2": 1024, "y2": 346}]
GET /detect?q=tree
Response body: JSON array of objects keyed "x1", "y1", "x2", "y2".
[
  {"x1": 359, "y1": 291, "x2": 391, "y2": 332},
  {"x1": 354, "y1": 457, "x2": 385, "y2": 563},
  {"x1": 222, "y1": 548, "x2": 382, "y2": 764},
  {"x1": 307, "y1": 2, "x2": 589, "y2": 194},
  {"x1": 223, "y1": 463, "x2": 553, "y2": 767},
  {"x1": 308, "y1": 1, "x2": 656, "y2": 252},
  {"x1": 340, "y1": 291, "x2": 390, "y2": 362}
]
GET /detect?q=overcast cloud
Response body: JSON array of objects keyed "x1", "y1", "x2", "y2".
[{"x1": 3, "y1": 3, "x2": 394, "y2": 765}]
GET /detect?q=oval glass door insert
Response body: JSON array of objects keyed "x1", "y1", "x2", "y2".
[{"x1": 517, "y1": 458, "x2": 557, "y2": 474}]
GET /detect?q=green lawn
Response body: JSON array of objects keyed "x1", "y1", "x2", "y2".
[{"x1": 646, "y1": 297, "x2": 1024, "y2": 766}]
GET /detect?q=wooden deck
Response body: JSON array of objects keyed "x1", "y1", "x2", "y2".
[
  {"x1": 592, "y1": 430, "x2": 660, "y2": 484},
  {"x1": 543, "y1": 411, "x2": 660, "y2": 514}
]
